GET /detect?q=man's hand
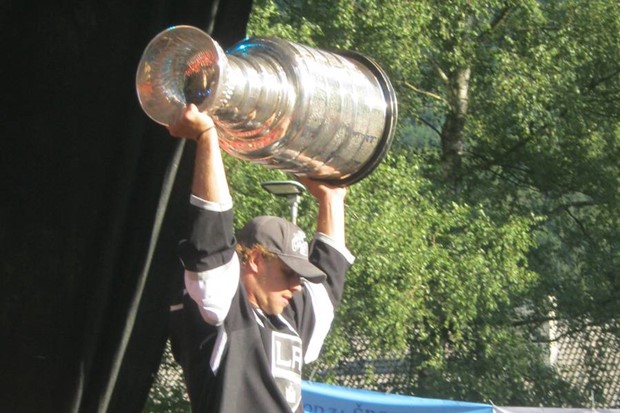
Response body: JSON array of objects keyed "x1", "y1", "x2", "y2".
[
  {"x1": 298, "y1": 177, "x2": 347, "y2": 204},
  {"x1": 297, "y1": 177, "x2": 347, "y2": 243},
  {"x1": 167, "y1": 104, "x2": 229, "y2": 202},
  {"x1": 168, "y1": 104, "x2": 216, "y2": 141}
]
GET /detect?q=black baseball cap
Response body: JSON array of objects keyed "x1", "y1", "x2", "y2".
[{"x1": 236, "y1": 216, "x2": 327, "y2": 283}]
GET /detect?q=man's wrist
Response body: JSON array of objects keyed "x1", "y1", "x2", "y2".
[
  {"x1": 195, "y1": 125, "x2": 216, "y2": 142},
  {"x1": 317, "y1": 191, "x2": 346, "y2": 207}
]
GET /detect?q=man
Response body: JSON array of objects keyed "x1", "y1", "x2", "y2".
[{"x1": 167, "y1": 104, "x2": 354, "y2": 412}]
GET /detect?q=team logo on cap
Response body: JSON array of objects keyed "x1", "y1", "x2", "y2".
[{"x1": 291, "y1": 230, "x2": 308, "y2": 257}]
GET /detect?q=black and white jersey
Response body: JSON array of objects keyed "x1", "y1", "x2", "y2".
[{"x1": 171, "y1": 195, "x2": 354, "y2": 413}]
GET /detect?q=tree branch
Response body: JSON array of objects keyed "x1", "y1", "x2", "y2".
[
  {"x1": 564, "y1": 206, "x2": 596, "y2": 245},
  {"x1": 430, "y1": 58, "x2": 450, "y2": 86},
  {"x1": 476, "y1": 4, "x2": 513, "y2": 43},
  {"x1": 470, "y1": 134, "x2": 534, "y2": 173},
  {"x1": 546, "y1": 200, "x2": 597, "y2": 216},
  {"x1": 488, "y1": 5, "x2": 512, "y2": 32},
  {"x1": 415, "y1": 115, "x2": 442, "y2": 137},
  {"x1": 403, "y1": 81, "x2": 451, "y2": 108},
  {"x1": 586, "y1": 67, "x2": 620, "y2": 91}
]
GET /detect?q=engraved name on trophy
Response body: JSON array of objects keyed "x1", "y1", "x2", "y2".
[{"x1": 136, "y1": 25, "x2": 397, "y2": 184}]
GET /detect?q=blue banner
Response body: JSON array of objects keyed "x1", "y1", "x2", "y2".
[{"x1": 302, "y1": 381, "x2": 493, "y2": 413}]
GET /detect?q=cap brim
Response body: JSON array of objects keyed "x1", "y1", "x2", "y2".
[{"x1": 278, "y1": 255, "x2": 327, "y2": 283}]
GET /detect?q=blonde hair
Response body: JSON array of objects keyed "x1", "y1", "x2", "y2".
[{"x1": 236, "y1": 243, "x2": 278, "y2": 264}]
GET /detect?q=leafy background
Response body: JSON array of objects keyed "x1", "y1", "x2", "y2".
[{"x1": 147, "y1": 0, "x2": 620, "y2": 409}]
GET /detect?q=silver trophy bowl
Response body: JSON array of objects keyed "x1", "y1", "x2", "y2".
[{"x1": 136, "y1": 25, "x2": 397, "y2": 184}]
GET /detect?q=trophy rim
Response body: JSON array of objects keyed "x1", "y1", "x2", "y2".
[
  {"x1": 319, "y1": 51, "x2": 398, "y2": 186},
  {"x1": 135, "y1": 25, "x2": 227, "y2": 126}
]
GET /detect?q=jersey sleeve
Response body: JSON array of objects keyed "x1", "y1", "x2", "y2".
[
  {"x1": 177, "y1": 195, "x2": 240, "y2": 326},
  {"x1": 285, "y1": 233, "x2": 355, "y2": 363}
]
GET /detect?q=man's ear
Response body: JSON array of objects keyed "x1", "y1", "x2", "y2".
[{"x1": 247, "y1": 249, "x2": 262, "y2": 273}]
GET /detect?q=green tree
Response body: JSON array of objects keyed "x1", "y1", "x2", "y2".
[{"x1": 244, "y1": 0, "x2": 620, "y2": 407}]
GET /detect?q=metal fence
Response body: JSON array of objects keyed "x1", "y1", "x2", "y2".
[
  {"x1": 143, "y1": 336, "x2": 409, "y2": 413},
  {"x1": 144, "y1": 332, "x2": 620, "y2": 411},
  {"x1": 143, "y1": 340, "x2": 190, "y2": 413}
]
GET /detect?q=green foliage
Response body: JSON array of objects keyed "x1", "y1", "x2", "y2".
[
  {"x1": 310, "y1": 153, "x2": 569, "y2": 405},
  {"x1": 223, "y1": 155, "x2": 302, "y2": 229},
  {"x1": 241, "y1": 0, "x2": 620, "y2": 407},
  {"x1": 248, "y1": 0, "x2": 322, "y2": 44}
]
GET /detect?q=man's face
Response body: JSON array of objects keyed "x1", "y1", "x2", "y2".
[{"x1": 250, "y1": 255, "x2": 303, "y2": 316}]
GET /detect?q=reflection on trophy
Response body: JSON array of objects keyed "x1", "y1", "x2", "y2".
[{"x1": 136, "y1": 26, "x2": 397, "y2": 184}]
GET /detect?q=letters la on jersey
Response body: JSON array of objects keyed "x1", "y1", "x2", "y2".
[{"x1": 271, "y1": 331, "x2": 303, "y2": 411}]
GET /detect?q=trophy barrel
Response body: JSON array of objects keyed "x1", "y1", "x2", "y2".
[{"x1": 136, "y1": 26, "x2": 398, "y2": 185}]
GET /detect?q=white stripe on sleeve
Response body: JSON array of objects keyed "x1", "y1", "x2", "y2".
[
  {"x1": 185, "y1": 253, "x2": 240, "y2": 326},
  {"x1": 303, "y1": 281, "x2": 334, "y2": 363},
  {"x1": 314, "y1": 232, "x2": 355, "y2": 264},
  {"x1": 190, "y1": 194, "x2": 233, "y2": 212}
]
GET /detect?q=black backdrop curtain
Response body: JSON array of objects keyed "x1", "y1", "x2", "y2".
[{"x1": 1, "y1": 1, "x2": 252, "y2": 411}]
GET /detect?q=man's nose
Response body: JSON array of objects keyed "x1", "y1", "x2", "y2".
[{"x1": 290, "y1": 275, "x2": 302, "y2": 292}]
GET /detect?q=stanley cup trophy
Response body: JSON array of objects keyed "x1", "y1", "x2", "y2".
[{"x1": 136, "y1": 26, "x2": 397, "y2": 184}]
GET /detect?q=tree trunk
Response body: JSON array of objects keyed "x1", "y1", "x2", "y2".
[{"x1": 440, "y1": 67, "x2": 470, "y2": 192}]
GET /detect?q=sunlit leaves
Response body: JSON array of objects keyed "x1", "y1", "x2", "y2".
[{"x1": 244, "y1": 0, "x2": 620, "y2": 406}]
